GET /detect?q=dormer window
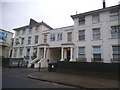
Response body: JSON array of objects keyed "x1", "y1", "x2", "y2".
[
  {"x1": 36, "y1": 26, "x2": 40, "y2": 32},
  {"x1": 78, "y1": 17, "x2": 85, "y2": 25}
]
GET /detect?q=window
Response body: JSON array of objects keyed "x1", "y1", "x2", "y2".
[
  {"x1": 44, "y1": 35, "x2": 47, "y2": 43},
  {"x1": 19, "y1": 48, "x2": 23, "y2": 57},
  {"x1": 57, "y1": 33, "x2": 62, "y2": 41},
  {"x1": 111, "y1": 26, "x2": 120, "y2": 38},
  {"x1": 22, "y1": 29, "x2": 25, "y2": 35},
  {"x1": 14, "y1": 49, "x2": 17, "y2": 57},
  {"x1": 26, "y1": 48, "x2": 30, "y2": 58},
  {"x1": 21, "y1": 38, "x2": 24, "y2": 45},
  {"x1": 35, "y1": 36, "x2": 38, "y2": 44},
  {"x1": 50, "y1": 34, "x2": 55, "y2": 41},
  {"x1": 110, "y1": 10, "x2": 118, "y2": 21},
  {"x1": 78, "y1": 30, "x2": 85, "y2": 40},
  {"x1": 28, "y1": 37, "x2": 31, "y2": 44},
  {"x1": 15, "y1": 38, "x2": 20, "y2": 45},
  {"x1": 78, "y1": 47, "x2": 85, "y2": 59},
  {"x1": 79, "y1": 17, "x2": 85, "y2": 25},
  {"x1": 92, "y1": 14, "x2": 100, "y2": 24},
  {"x1": 29, "y1": 27, "x2": 32, "y2": 34},
  {"x1": 16, "y1": 31, "x2": 19, "y2": 36},
  {"x1": 67, "y1": 32, "x2": 72, "y2": 42},
  {"x1": 92, "y1": 28, "x2": 100, "y2": 40},
  {"x1": 93, "y1": 46, "x2": 101, "y2": 61},
  {"x1": 112, "y1": 46, "x2": 120, "y2": 61},
  {"x1": 32, "y1": 48, "x2": 37, "y2": 59},
  {"x1": 36, "y1": 26, "x2": 40, "y2": 32}
]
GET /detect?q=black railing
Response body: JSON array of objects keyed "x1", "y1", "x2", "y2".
[
  {"x1": 76, "y1": 58, "x2": 87, "y2": 62},
  {"x1": 111, "y1": 58, "x2": 120, "y2": 63},
  {"x1": 91, "y1": 58, "x2": 103, "y2": 62}
]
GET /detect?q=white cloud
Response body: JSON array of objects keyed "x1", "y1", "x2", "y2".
[{"x1": 1, "y1": 0, "x2": 120, "y2": 33}]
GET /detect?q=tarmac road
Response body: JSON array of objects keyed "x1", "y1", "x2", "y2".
[{"x1": 2, "y1": 68, "x2": 75, "y2": 88}]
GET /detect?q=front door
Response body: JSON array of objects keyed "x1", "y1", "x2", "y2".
[{"x1": 67, "y1": 49, "x2": 70, "y2": 61}]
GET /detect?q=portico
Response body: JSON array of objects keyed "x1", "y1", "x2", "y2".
[{"x1": 60, "y1": 43, "x2": 74, "y2": 62}]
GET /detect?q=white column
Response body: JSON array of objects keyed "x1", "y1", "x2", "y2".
[
  {"x1": 70, "y1": 47, "x2": 73, "y2": 61},
  {"x1": 29, "y1": 47, "x2": 33, "y2": 61},
  {"x1": 37, "y1": 47, "x2": 40, "y2": 59},
  {"x1": 44, "y1": 47, "x2": 46, "y2": 58},
  {"x1": 60, "y1": 47, "x2": 64, "y2": 61}
]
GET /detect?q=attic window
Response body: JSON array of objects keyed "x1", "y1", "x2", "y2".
[
  {"x1": 79, "y1": 17, "x2": 85, "y2": 25},
  {"x1": 36, "y1": 26, "x2": 40, "y2": 32}
]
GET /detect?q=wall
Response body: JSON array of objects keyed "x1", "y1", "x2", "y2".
[{"x1": 73, "y1": 9, "x2": 119, "y2": 63}]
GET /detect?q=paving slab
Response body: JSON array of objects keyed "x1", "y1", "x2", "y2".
[{"x1": 27, "y1": 69, "x2": 120, "y2": 88}]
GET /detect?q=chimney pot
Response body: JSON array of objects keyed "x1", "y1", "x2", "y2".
[{"x1": 103, "y1": 0, "x2": 106, "y2": 8}]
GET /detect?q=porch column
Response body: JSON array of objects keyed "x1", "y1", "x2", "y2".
[
  {"x1": 37, "y1": 48, "x2": 40, "y2": 59},
  {"x1": 60, "y1": 47, "x2": 64, "y2": 61},
  {"x1": 30, "y1": 47, "x2": 33, "y2": 61},
  {"x1": 70, "y1": 47, "x2": 73, "y2": 61},
  {"x1": 44, "y1": 47, "x2": 46, "y2": 58}
]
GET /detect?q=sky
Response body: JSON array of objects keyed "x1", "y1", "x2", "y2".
[{"x1": 0, "y1": 0, "x2": 120, "y2": 33}]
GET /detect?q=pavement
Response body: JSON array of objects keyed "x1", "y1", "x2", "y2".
[{"x1": 27, "y1": 68, "x2": 120, "y2": 89}]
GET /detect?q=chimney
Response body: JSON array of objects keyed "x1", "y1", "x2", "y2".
[
  {"x1": 103, "y1": 0, "x2": 106, "y2": 8},
  {"x1": 29, "y1": 19, "x2": 38, "y2": 25}
]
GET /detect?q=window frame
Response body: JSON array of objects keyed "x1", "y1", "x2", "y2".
[
  {"x1": 67, "y1": 32, "x2": 72, "y2": 42},
  {"x1": 35, "y1": 35, "x2": 39, "y2": 44},
  {"x1": 21, "y1": 38, "x2": 24, "y2": 45},
  {"x1": 78, "y1": 17, "x2": 85, "y2": 25},
  {"x1": 78, "y1": 30, "x2": 85, "y2": 41},
  {"x1": 110, "y1": 10, "x2": 119, "y2": 21},
  {"x1": 112, "y1": 46, "x2": 120, "y2": 60},
  {"x1": 28, "y1": 37, "x2": 31, "y2": 44},
  {"x1": 57, "y1": 33, "x2": 62, "y2": 41},
  {"x1": 93, "y1": 46, "x2": 101, "y2": 60},
  {"x1": 92, "y1": 14, "x2": 100, "y2": 24},
  {"x1": 29, "y1": 27, "x2": 32, "y2": 34},
  {"x1": 19, "y1": 48, "x2": 23, "y2": 57},
  {"x1": 92, "y1": 28, "x2": 101, "y2": 40},
  {"x1": 44, "y1": 34, "x2": 48, "y2": 43},
  {"x1": 111, "y1": 26, "x2": 120, "y2": 38},
  {"x1": 50, "y1": 34, "x2": 55, "y2": 41}
]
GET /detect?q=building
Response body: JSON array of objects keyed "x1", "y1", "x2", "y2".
[
  {"x1": 0, "y1": 28, "x2": 13, "y2": 58},
  {"x1": 12, "y1": 4, "x2": 120, "y2": 68}
]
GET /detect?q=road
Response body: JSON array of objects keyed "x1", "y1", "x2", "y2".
[{"x1": 2, "y1": 68, "x2": 75, "y2": 88}]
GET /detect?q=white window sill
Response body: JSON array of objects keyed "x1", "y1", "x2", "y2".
[
  {"x1": 77, "y1": 40, "x2": 86, "y2": 42},
  {"x1": 109, "y1": 37, "x2": 120, "y2": 39},
  {"x1": 91, "y1": 39, "x2": 102, "y2": 41}
]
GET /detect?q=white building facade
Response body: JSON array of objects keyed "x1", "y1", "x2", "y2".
[
  {"x1": 0, "y1": 28, "x2": 13, "y2": 58},
  {"x1": 12, "y1": 5, "x2": 120, "y2": 68}
]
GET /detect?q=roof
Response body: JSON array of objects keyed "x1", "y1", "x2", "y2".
[
  {"x1": 71, "y1": 5, "x2": 120, "y2": 19},
  {"x1": 0, "y1": 28, "x2": 14, "y2": 34},
  {"x1": 13, "y1": 19, "x2": 53, "y2": 31}
]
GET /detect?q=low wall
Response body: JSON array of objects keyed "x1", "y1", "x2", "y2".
[
  {"x1": 57, "y1": 61, "x2": 120, "y2": 74},
  {"x1": 2, "y1": 58, "x2": 23, "y2": 67}
]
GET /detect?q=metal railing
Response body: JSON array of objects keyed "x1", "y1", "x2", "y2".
[
  {"x1": 111, "y1": 58, "x2": 120, "y2": 63},
  {"x1": 76, "y1": 58, "x2": 87, "y2": 62},
  {"x1": 91, "y1": 58, "x2": 103, "y2": 62}
]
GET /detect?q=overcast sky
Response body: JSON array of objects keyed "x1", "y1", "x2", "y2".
[{"x1": 0, "y1": 0, "x2": 120, "y2": 33}]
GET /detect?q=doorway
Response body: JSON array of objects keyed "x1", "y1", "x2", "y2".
[{"x1": 66, "y1": 48, "x2": 70, "y2": 61}]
